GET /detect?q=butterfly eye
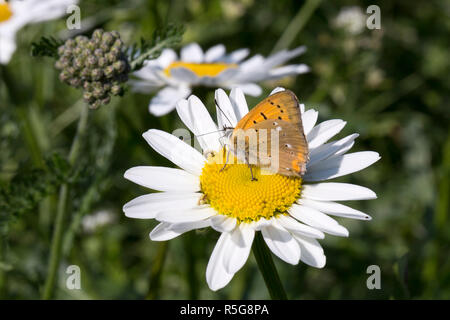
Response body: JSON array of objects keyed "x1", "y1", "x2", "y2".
[{"x1": 272, "y1": 122, "x2": 278, "y2": 126}]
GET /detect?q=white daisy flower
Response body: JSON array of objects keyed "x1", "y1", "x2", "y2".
[
  {"x1": 123, "y1": 87, "x2": 380, "y2": 291},
  {"x1": 0, "y1": 0, "x2": 78, "y2": 64},
  {"x1": 131, "y1": 43, "x2": 309, "y2": 116},
  {"x1": 333, "y1": 6, "x2": 366, "y2": 35}
]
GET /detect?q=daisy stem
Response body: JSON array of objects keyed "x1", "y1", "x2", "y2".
[
  {"x1": 252, "y1": 233, "x2": 288, "y2": 300},
  {"x1": 271, "y1": 0, "x2": 322, "y2": 54},
  {"x1": 146, "y1": 242, "x2": 169, "y2": 300},
  {"x1": 129, "y1": 37, "x2": 175, "y2": 72},
  {"x1": 42, "y1": 105, "x2": 90, "y2": 300}
]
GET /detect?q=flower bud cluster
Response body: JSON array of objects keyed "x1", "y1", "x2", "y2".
[{"x1": 55, "y1": 29, "x2": 130, "y2": 109}]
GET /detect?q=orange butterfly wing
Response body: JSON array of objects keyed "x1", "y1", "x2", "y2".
[{"x1": 231, "y1": 90, "x2": 309, "y2": 177}]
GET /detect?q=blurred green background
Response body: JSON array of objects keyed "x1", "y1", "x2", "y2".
[{"x1": 1, "y1": 0, "x2": 449, "y2": 299}]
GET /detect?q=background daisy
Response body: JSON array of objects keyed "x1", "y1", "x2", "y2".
[
  {"x1": 131, "y1": 43, "x2": 309, "y2": 116},
  {"x1": 0, "y1": 0, "x2": 78, "y2": 64},
  {"x1": 123, "y1": 87, "x2": 380, "y2": 291}
]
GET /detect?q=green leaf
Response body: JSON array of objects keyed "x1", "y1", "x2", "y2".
[
  {"x1": 0, "y1": 153, "x2": 74, "y2": 225},
  {"x1": 128, "y1": 23, "x2": 185, "y2": 71},
  {"x1": 31, "y1": 37, "x2": 64, "y2": 58}
]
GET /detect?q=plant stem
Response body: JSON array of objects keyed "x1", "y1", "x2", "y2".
[
  {"x1": 42, "y1": 105, "x2": 89, "y2": 300},
  {"x1": 271, "y1": 0, "x2": 322, "y2": 54},
  {"x1": 146, "y1": 242, "x2": 169, "y2": 300},
  {"x1": 252, "y1": 233, "x2": 288, "y2": 300},
  {"x1": 130, "y1": 38, "x2": 174, "y2": 72}
]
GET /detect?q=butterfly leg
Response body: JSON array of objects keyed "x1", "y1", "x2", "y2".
[
  {"x1": 247, "y1": 162, "x2": 258, "y2": 181},
  {"x1": 220, "y1": 149, "x2": 231, "y2": 172}
]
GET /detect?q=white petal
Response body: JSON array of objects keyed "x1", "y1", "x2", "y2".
[
  {"x1": 299, "y1": 199, "x2": 372, "y2": 220},
  {"x1": 234, "y1": 83, "x2": 262, "y2": 96},
  {"x1": 169, "y1": 67, "x2": 199, "y2": 83},
  {"x1": 150, "y1": 220, "x2": 210, "y2": 241},
  {"x1": 254, "y1": 218, "x2": 271, "y2": 231},
  {"x1": 293, "y1": 235, "x2": 326, "y2": 268},
  {"x1": 301, "y1": 182, "x2": 377, "y2": 201},
  {"x1": 206, "y1": 233, "x2": 235, "y2": 291},
  {"x1": 223, "y1": 224, "x2": 255, "y2": 274},
  {"x1": 276, "y1": 215, "x2": 325, "y2": 239},
  {"x1": 263, "y1": 46, "x2": 306, "y2": 68},
  {"x1": 205, "y1": 44, "x2": 226, "y2": 62},
  {"x1": 210, "y1": 215, "x2": 237, "y2": 233},
  {"x1": 156, "y1": 48, "x2": 177, "y2": 68},
  {"x1": 226, "y1": 48, "x2": 250, "y2": 63},
  {"x1": 304, "y1": 151, "x2": 381, "y2": 181},
  {"x1": 301, "y1": 109, "x2": 318, "y2": 136},
  {"x1": 0, "y1": 35, "x2": 17, "y2": 65},
  {"x1": 148, "y1": 86, "x2": 191, "y2": 116},
  {"x1": 267, "y1": 64, "x2": 310, "y2": 79},
  {"x1": 300, "y1": 103, "x2": 305, "y2": 114},
  {"x1": 123, "y1": 192, "x2": 201, "y2": 219},
  {"x1": 239, "y1": 54, "x2": 265, "y2": 72},
  {"x1": 229, "y1": 87, "x2": 249, "y2": 121},
  {"x1": 270, "y1": 87, "x2": 285, "y2": 95},
  {"x1": 289, "y1": 204, "x2": 349, "y2": 237},
  {"x1": 143, "y1": 129, "x2": 205, "y2": 175},
  {"x1": 215, "y1": 89, "x2": 238, "y2": 128},
  {"x1": 308, "y1": 134, "x2": 359, "y2": 166},
  {"x1": 124, "y1": 166, "x2": 199, "y2": 192},
  {"x1": 156, "y1": 206, "x2": 216, "y2": 223},
  {"x1": 180, "y1": 43, "x2": 204, "y2": 62},
  {"x1": 261, "y1": 221, "x2": 301, "y2": 265},
  {"x1": 307, "y1": 120, "x2": 346, "y2": 149},
  {"x1": 176, "y1": 95, "x2": 222, "y2": 152}
]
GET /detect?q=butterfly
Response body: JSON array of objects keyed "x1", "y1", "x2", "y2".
[{"x1": 220, "y1": 90, "x2": 309, "y2": 180}]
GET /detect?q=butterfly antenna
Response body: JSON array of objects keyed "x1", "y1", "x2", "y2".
[
  {"x1": 215, "y1": 98, "x2": 234, "y2": 128},
  {"x1": 195, "y1": 128, "x2": 226, "y2": 138}
]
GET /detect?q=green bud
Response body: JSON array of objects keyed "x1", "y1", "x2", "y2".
[
  {"x1": 112, "y1": 39, "x2": 124, "y2": 49},
  {"x1": 69, "y1": 78, "x2": 82, "y2": 87},
  {"x1": 89, "y1": 100, "x2": 101, "y2": 109},
  {"x1": 55, "y1": 60, "x2": 64, "y2": 70},
  {"x1": 110, "y1": 31, "x2": 120, "y2": 39},
  {"x1": 111, "y1": 84, "x2": 122, "y2": 96},
  {"x1": 104, "y1": 65, "x2": 115, "y2": 78},
  {"x1": 65, "y1": 39, "x2": 76, "y2": 48},
  {"x1": 73, "y1": 57, "x2": 84, "y2": 70},
  {"x1": 66, "y1": 66, "x2": 77, "y2": 75},
  {"x1": 91, "y1": 69, "x2": 103, "y2": 81},
  {"x1": 113, "y1": 60, "x2": 126, "y2": 73},
  {"x1": 101, "y1": 32, "x2": 115, "y2": 46},
  {"x1": 98, "y1": 57, "x2": 108, "y2": 67},
  {"x1": 57, "y1": 45, "x2": 66, "y2": 56},
  {"x1": 101, "y1": 96, "x2": 111, "y2": 105},
  {"x1": 103, "y1": 83, "x2": 112, "y2": 91},
  {"x1": 92, "y1": 29, "x2": 103, "y2": 40},
  {"x1": 86, "y1": 41, "x2": 96, "y2": 51},
  {"x1": 80, "y1": 68, "x2": 90, "y2": 78},
  {"x1": 59, "y1": 71, "x2": 70, "y2": 83},
  {"x1": 94, "y1": 49, "x2": 104, "y2": 57},
  {"x1": 73, "y1": 47, "x2": 83, "y2": 55},
  {"x1": 83, "y1": 91, "x2": 94, "y2": 102},
  {"x1": 86, "y1": 56, "x2": 98, "y2": 67},
  {"x1": 106, "y1": 52, "x2": 118, "y2": 64}
]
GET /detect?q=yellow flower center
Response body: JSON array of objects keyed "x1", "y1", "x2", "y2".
[
  {"x1": 200, "y1": 149, "x2": 302, "y2": 222},
  {"x1": 0, "y1": 2, "x2": 13, "y2": 23},
  {"x1": 164, "y1": 61, "x2": 237, "y2": 77}
]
